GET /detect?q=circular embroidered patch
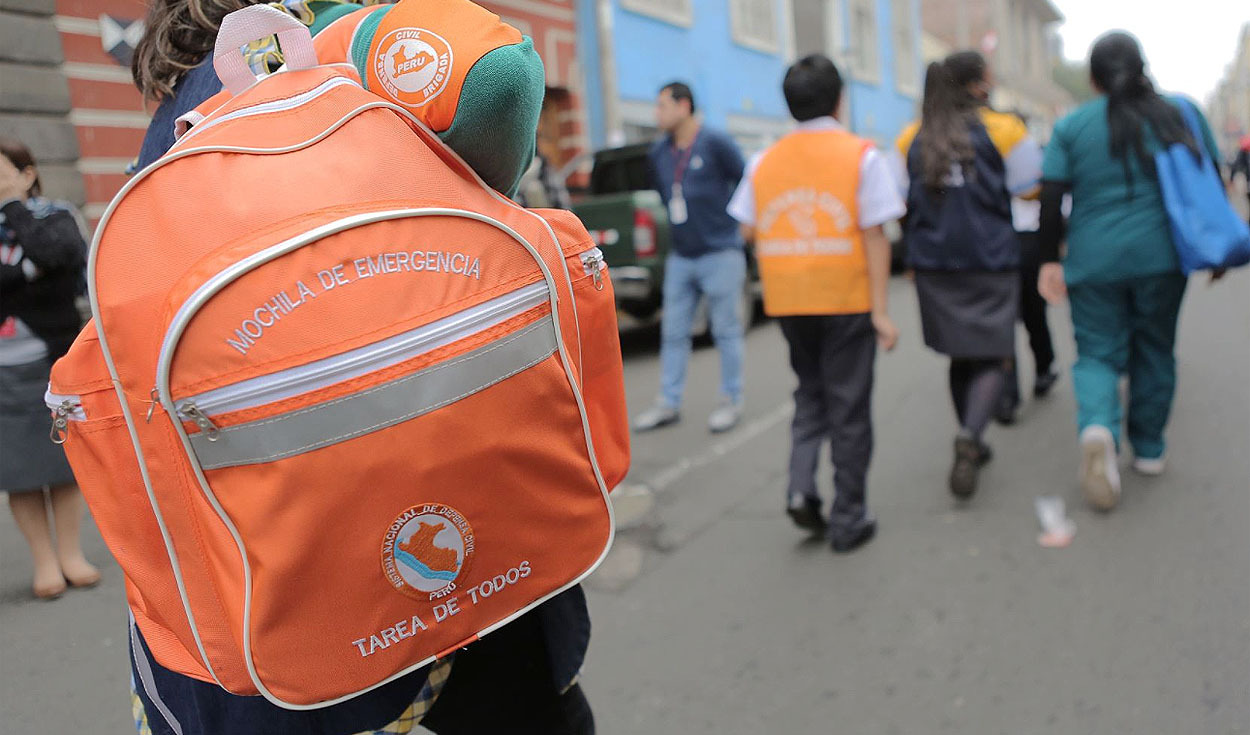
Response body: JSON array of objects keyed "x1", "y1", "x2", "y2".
[
  {"x1": 374, "y1": 27, "x2": 454, "y2": 108},
  {"x1": 382, "y1": 503, "x2": 475, "y2": 600}
]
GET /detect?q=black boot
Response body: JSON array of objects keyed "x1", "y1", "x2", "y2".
[
  {"x1": 786, "y1": 495, "x2": 826, "y2": 535},
  {"x1": 830, "y1": 514, "x2": 877, "y2": 553},
  {"x1": 949, "y1": 436, "x2": 991, "y2": 499}
]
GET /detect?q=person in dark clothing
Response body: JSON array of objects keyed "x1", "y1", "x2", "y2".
[
  {"x1": 0, "y1": 136, "x2": 99, "y2": 600},
  {"x1": 996, "y1": 118, "x2": 1058, "y2": 426},
  {"x1": 1232, "y1": 136, "x2": 1250, "y2": 224},
  {"x1": 894, "y1": 53, "x2": 1042, "y2": 499},
  {"x1": 124, "y1": 2, "x2": 596, "y2": 733}
]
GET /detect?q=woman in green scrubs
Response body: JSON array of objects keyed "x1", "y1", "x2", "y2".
[{"x1": 1037, "y1": 32, "x2": 1226, "y2": 511}]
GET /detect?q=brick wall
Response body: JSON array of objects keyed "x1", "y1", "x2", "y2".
[
  {"x1": 52, "y1": 0, "x2": 148, "y2": 227},
  {"x1": 478, "y1": 0, "x2": 588, "y2": 168},
  {"x1": 0, "y1": 0, "x2": 83, "y2": 205},
  {"x1": 4, "y1": 0, "x2": 586, "y2": 227}
]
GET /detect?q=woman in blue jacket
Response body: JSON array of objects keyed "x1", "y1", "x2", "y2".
[
  {"x1": 896, "y1": 52, "x2": 1042, "y2": 499},
  {"x1": 1037, "y1": 32, "x2": 1225, "y2": 511}
]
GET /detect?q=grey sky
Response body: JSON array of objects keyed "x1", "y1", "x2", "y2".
[{"x1": 1051, "y1": 0, "x2": 1247, "y2": 103}]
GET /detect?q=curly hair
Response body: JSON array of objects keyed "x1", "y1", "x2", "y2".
[{"x1": 132, "y1": 0, "x2": 255, "y2": 101}]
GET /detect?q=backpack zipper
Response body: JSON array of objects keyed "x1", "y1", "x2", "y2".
[
  {"x1": 173, "y1": 281, "x2": 549, "y2": 436},
  {"x1": 581, "y1": 247, "x2": 605, "y2": 290},
  {"x1": 44, "y1": 390, "x2": 85, "y2": 444},
  {"x1": 176, "y1": 76, "x2": 358, "y2": 145}
]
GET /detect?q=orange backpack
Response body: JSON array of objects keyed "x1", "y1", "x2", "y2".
[{"x1": 46, "y1": 6, "x2": 628, "y2": 709}]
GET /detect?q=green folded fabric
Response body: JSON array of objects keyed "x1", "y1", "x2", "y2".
[{"x1": 439, "y1": 38, "x2": 545, "y2": 197}]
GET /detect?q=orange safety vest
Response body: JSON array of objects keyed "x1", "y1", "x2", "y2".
[{"x1": 751, "y1": 128, "x2": 872, "y2": 316}]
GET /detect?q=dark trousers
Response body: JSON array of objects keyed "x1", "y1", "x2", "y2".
[
  {"x1": 134, "y1": 594, "x2": 593, "y2": 735},
  {"x1": 423, "y1": 606, "x2": 595, "y2": 735},
  {"x1": 1006, "y1": 232, "x2": 1055, "y2": 405},
  {"x1": 779, "y1": 313, "x2": 876, "y2": 529}
]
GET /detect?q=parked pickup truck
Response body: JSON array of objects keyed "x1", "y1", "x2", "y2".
[{"x1": 570, "y1": 144, "x2": 759, "y2": 328}]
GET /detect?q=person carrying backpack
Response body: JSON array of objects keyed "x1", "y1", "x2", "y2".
[
  {"x1": 112, "y1": 2, "x2": 611, "y2": 733},
  {"x1": 1036, "y1": 31, "x2": 1227, "y2": 511}
]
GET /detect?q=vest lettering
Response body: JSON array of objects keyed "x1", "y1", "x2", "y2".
[{"x1": 752, "y1": 129, "x2": 871, "y2": 316}]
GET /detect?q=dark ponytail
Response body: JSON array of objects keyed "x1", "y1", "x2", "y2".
[
  {"x1": 1089, "y1": 31, "x2": 1198, "y2": 183},
  {"x1": 916, "y1": 51, "x2": 987, "y2": 190}
]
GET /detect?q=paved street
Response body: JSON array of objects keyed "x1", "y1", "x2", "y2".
[{"x1": 2, "y1": 270, "x2": 1248, "y2": 734}]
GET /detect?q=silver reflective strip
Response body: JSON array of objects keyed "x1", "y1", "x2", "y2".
[
  {"x1": 184, "y1": 282, "x2": 548, "y2": 417},
  {"x1": 129, "y1": 616, "x2": 185, "y2": 735},
  {"x1": 190, "y1": 319, "x2": 556, "y2": 470}
]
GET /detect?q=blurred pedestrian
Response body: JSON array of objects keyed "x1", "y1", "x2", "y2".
[
  {"x1": 895, "y1": 52, "x2": 1042, "y2": 499},
  {"x1": 0, "y1": 136, "x2": 98, "y2": 600},
  {"x1": 728, "y1": 55, "x2": 902, "y2": 552},
  {"x1": 633, "y1": 82, "x2": 748, "y2": 434},
  {"x1": 515, "y1": 142, "x2": 572, "y2": 209},
  {"x1": 1037, "y1": 31, "x2": 1226, "y2": 511},
  {"x1": 996, "y1": 113, "x2": 1058, "y2": 425},
  {"x1": 1232, "y1": 134, "x2": 1250, "y2": 223},
  {"x1": 125, "y1": 3, "x2": 596, "y2": 733}
]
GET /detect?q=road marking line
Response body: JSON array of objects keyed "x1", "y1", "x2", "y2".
[{"x1": 642, "y1": 403, "x2": 791, "y2": 493}]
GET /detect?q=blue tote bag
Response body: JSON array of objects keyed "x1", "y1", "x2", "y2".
[{"x1": 1156, "y1": 101, "x2": 1250, "y2": 274}]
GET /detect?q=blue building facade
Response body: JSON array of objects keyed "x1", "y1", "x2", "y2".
[
  {"x1": 840, "y1": 0, "x2": 922, "y2": 146},
  {"x1": 577, "y1": 0, "x2": 922, "y2": 153}
]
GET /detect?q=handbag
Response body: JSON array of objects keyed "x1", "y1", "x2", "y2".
[{"x1": 1155, "y1": 100, "x2": 1250, "y2": 274}]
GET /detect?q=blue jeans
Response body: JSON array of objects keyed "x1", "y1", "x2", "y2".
[
  {"x1": 659, "y1": 250, "x2": 746, "y2": 408},
  {"x1": 1068, "y1": 273, "x2": 1187, "y2": 460}
]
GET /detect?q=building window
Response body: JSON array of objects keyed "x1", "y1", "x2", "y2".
[
  {"x1": 891, "y1": 0, "x2": 916, "y2": 95},
  {"x1": 729, "y1": 0, "x2": 779, "y2": 53},
  {"x1": 621, "y1": 0, "x2": 693, "y2": 27},
  {"x1": 849, "y1": 0, "x2": 879, "y2": 82}
]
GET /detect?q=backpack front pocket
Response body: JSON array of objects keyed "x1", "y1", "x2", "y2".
[
  {"x1": 172, "y1": 281, "x2": 551, "y2": 467},
  {"x1": 153, "y1": 209, "x2": 613, "y2": 706}
]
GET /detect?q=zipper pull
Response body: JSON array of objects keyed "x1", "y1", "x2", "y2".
[
  {"x1": 583, "y1": 251, "x2": 605, "y2": 291},
  {"x1": 50, "y1": 400, "x2": 77, "y2": 444},
  {"x1": 180, "y1": 402, "x2": 221, "y2": 442},
  {"x1": 146, "y1": 387, "x2": 159, "y2": 423}
]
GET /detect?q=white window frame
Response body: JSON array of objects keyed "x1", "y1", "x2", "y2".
[
  {"x1": 826, "y1": 0, "x2": 846, "y2": 64},
  {"x1": 621, "y1": 0, "x2": 694, "y2": 28},
  {"x1": 848, "y1": 0, "x2": 879, "y2": 83},
  {"x1": 729, "y1": 0, "x2": 781, "y2": 54},
  {"x1": 891, "y1": 0, "x2": 917, "y2": 96}
]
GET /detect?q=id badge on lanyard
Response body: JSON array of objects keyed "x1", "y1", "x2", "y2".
[
  {"x1": 669, "y1": 184, "x2": 688, "y2": 225},
  {"x1": 669, "y1": 133, "x2": 698, "y2": 226}
]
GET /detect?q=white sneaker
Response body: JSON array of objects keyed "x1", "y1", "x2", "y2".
[
  {"x1": 1080, "y1": 425, "x2": 1122, "y2": 511},
  {"x1": 707, "y1": 398, "x2": 743, "y2": 434},
  {"x1": 1132, "y1": 455, "x2": 1167, "y2": 476},
  {"x1": 632, "y1": 402, "x2": 680, "y2": 432}
]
